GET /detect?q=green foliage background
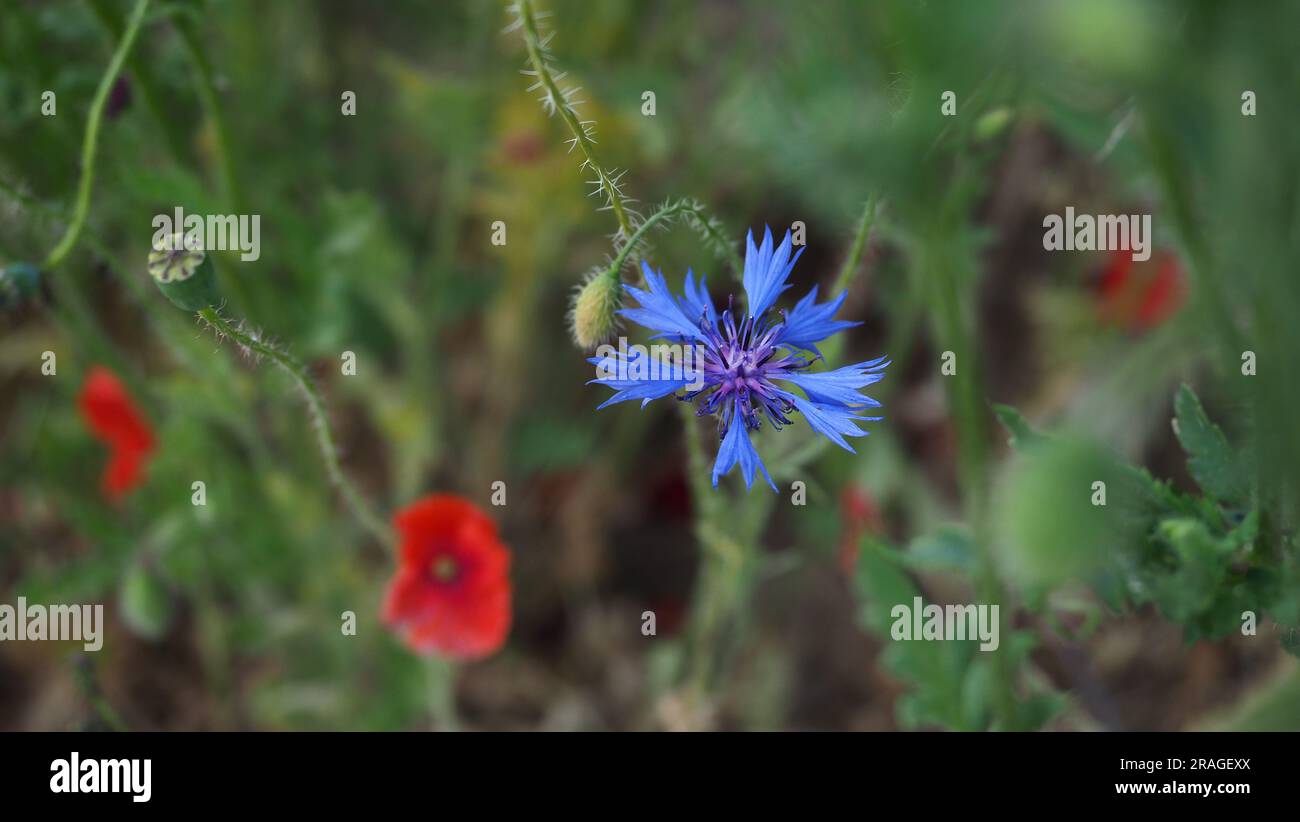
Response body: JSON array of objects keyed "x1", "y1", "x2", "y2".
[{"x1": 1, "y1": 0, "x2": 1297, "y2": 730}]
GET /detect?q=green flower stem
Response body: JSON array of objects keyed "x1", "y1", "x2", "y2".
[
  {"x1": 426, "y1": 658, "x2": 460, "y2": 731},
  {"x1": 676, "y1": 245, "x2": 767, "y2": 696},
  {"x1": 821, "y1": 196, "x2": 881, "y2": 368},
  {"x1": 0, "y1": 227, "x2": 127, "y2": 377},
  {"x1": 1143, "y1": 120, "x2": 1242, "y2": 355},
  {"x1": 917, "y1": 225, "x2": 1015, "y2": 729},
  {"x1": 511, "y1": 0, "x2": 756, "y2": 707},
  {"x1": 197, "y1": 307, "x2": 391, "y2": 545},
  {"x1": 831, "y1": 196, "x2": 880, "y2": 297},
  {"x1": 1, "y1": 175, "x2": 295, "y2": 498},
  {"x1": 602, "y1": 199, "x2": 743, "y2": 285},
  {"x1": 679, "y1": 404, "x2": 742, "y2": 691},
  {"x1": 86, "y1": 0, "x2": 190, "y2": 165},
  {"x1": 173, "y1": 14, "x2": 244, "y2": 213},
  {"x1": 517, "y1": 0, "x2": 636, "y2": 242},
  {"x1": 42, "y1": 0, "x2": 150, "y2": 271},
  {"x1": 1, "y1": 175, "x2": 157, "y2": 311}
]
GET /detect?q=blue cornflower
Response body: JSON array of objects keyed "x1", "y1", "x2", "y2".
[{"x1": 589, "y1": 226, "x2": 888, "y2": 492}]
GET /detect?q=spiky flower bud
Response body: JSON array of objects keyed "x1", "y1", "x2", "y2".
[
  {"x1": 148, "y1": 232, "x2": 219, "y2": 312},
  {"x1": 570, "y1": 269, "x2": 622, "y2": 348}
]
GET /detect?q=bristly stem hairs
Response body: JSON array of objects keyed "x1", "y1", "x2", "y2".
[
  {"x1": 510, "y1": 0, "x2": 742, "y2": 349},
  {"x1": 510, "y1": 0, "x2": 638, "y2": 244},
  {"x1": 197, "y1": 307, "x2": 391, "y2": 545}
]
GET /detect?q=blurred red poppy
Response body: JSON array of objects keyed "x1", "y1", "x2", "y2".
[
  {"x1": 837, "y1": 484, "x2": 883, "y2": 574},
  {"x1": 1097, "y1": 250, "x2": 1186, "y2": 332},
  {"x1": 78, "y1": 367, "x2": 155, "y2": 500},
  {"x1": 383, "y1": 495, "x2": 512, "y2": 660}
]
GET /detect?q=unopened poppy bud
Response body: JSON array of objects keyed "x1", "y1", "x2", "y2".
[
  {"x1": 0, "y1": 261, "x2": 41, "y2": 310},
  {"x1": 570, "y1": 270, "x2": 622, "y2": 348},
  {"x1": 148, "y1": 232, "x2": 220, "y2": 311}
]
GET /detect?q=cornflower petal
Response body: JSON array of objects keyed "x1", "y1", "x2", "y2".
[{"x1": 742, "y1": 226, "x2": 803, "y2": 319}]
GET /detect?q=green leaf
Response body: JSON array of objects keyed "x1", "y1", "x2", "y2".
[
  {"x1": 1006, "y1": 692, "x2": 1068, "y2": 731},
  {"x1": 1172, "y1": 384, "x2": 1247, "y2": 504},
  {"x1": 1149, "y1": 518, "x2": 1234, "y2": 624},
  {"x1": 903, "y1": 524, "x2": 976, "y2": 573},
  {"x1": 993, "y1": 403, "x2": 1047, "y2": 450},
  {"x1": 855, "y1": 538, "x2": 981, "y2": 729},
  {"x1": 854, "y1": 537, "x2": 919, "y2": 635}
]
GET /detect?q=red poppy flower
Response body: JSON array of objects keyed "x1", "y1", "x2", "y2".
[
  {"x1": 1097, "y1": 250, "x2": 1186, "y2": 332},
  {"x1": 383, "y1": 495, "x2": 511, "y2": 660},
  {"x1": 78, "y1": 367, "x2": 155, "y2": 500}
]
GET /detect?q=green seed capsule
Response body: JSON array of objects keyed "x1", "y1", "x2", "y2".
[
  {"x1": 0, "y1": 261, "x2": 41, "y2": 310},
  {"x1": 147, "y1": 232, "x2": 220, "y2": 311}
]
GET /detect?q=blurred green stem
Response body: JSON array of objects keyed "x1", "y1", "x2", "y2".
[
  {"x1": 86, "y1": 0, "x2": 190, "y2": 165},
  {"x1": 1142, "y1": 119, "x2": 1242, "y2": 355},
  {"x1": 43, "y1": 0, "x2": 149, "y2": 271},
  {"x1": 173, "y1": 14, "x2": 245, "y2": 213},
  {"x1": 831, "y1": 196, "x2": 880, "y2": 296},
  {"x1": 680, "y1": 404, "x2": 751, "y2": 693},
  {"x1": 197, "y1": 307, "x2": 391, "y2": 545},
  {"x1": 820, "y1": 196, "x2": 881, "y2": 369},
  {"x1": 916, "y1": 221, "x2": 1015, "y2": 729},
  {"x1": 676, "y1": 236, "x2": 772, "y2": 696},
  {"x1": 427, "y1": 658, "x2": 460, "y2": 731}
]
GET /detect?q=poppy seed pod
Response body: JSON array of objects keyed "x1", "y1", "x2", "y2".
[{"x1": 147, "y1": 232, "x2": 219, "y2": 312}]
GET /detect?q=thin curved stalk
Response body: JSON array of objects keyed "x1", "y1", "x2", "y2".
[
  {"x1": 198, "y1": 307, "x2": 391, "y2": 545},
  {"x1": 832, "y1": 196, "x2": 880, "y2": 296},
  {"x1": 43, "y1": 0, "x2": 150, "y2": 271},
  {"x1": 516, "y1": 0, "x2": 636, "y2": 242},
  {"x1": 602, "y1": 198, "x2": 744, "y2": 284},
  {"x1": 86, "y1": 0, "x2": 190, "y2": 165}
]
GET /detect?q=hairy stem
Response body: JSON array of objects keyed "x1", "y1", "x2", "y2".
[
  {"x1": 602, "y1": 198, "x2": 742, "y2": 284},
  {"x1": 197, "y1": 307, "x2": 391, "y2": 544},
  {"x1": 43, "y1": 0, "x2": 150, "y2": 271},
  {"x1": 510, "y1": 0, "x2": 758, "y2": 710},
  {"x1": 517, "y1": 0, "x2": 636, "y2": 242},
  {"x1": 682, "y1": 205, "x2": 744, "y2": 278}
]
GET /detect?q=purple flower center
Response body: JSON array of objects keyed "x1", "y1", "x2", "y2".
[{"x1": 684, "y1": 299, "x2": 813, "y2": 435}]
